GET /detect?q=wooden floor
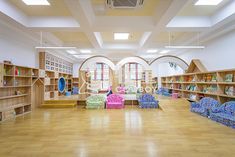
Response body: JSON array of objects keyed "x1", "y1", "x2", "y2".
[{"x1": 0, "y1": 97, "x2": 234, "y2": 157}]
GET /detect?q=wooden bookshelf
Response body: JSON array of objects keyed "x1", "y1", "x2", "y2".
[
  {"x1": 42, "y1": 70, "x2": 73, "y2": 99},
  {"x1": 161, "y1": 69, "x2": 235, "y2": 103},
  {"x1": 0, "y1": 63, "x2": 38, "y2": 122},
  {"x1": 72, "y1": 77, "x2": 79, "y2": 94},
  {"x1": 72, "y1": 77, "x2": 79, "y2": 87}
]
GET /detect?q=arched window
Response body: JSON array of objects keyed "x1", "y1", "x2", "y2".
[
  {"x1": 90, "y1": 63, "x2": 110, "y2": 90},
  {"x1": 123, "y1": 63, "x2": 143, "y2": 88}
]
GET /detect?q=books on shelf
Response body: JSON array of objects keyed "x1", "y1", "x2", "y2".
[
  {"x1": 202, "y1": 85, "x2": 217, "y2": 93},
  {"x1": 211, "y1": 74, "x2": 217, "y2": 82},
  {"x1": 224, "y1": 74, "x2": 233, "y2": 82},
  {"x1": 186, "y1": 84, "x2": 197, "y2": 91},
  {"x1": 224, "y1": 86, "x2": 234, "y2": 96},
  {"x1": 206, "y1": 74, "x2": 212, "y2": 82}
]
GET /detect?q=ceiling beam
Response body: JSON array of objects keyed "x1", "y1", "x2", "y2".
[
  {"x1": 64, "y1": 0, "x2": 101, "y2": 49},
  {"x1": 141, "y1": 0, "x2": 192, "y2": 48}
]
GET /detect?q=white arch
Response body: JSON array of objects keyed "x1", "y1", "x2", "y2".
[
  {"x1": 116, "y1": 57, "x2": 150, "y2": 70},
  {"x1": 80, "y1": 56, "x2": 116, "y2": 70},
  {"x1": 150, "y1": 55, "x2": 188, "y2": 70}
]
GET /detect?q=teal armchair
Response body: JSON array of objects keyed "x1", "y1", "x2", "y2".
[{"x1": 86, "y1": 95, "x2": 106, "y2": 109}]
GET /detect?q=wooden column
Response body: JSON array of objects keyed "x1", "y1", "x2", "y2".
[{"x1": 112, "y1": 70, "x2": 119, "y2": 94}]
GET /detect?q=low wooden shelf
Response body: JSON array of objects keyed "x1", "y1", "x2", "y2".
[{"x1": 161, "y1": 68, "x2": 235, "y2": 103}]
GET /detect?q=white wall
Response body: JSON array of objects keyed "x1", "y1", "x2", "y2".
[
  {"x1": 73, "y1": 63, "x2": 81, "y2": 77},
  {"x1": 179, "y1": 30, "x2": 235, "y2": 71},
  {"x1": 0, "y1": 20, "x2": 39, "y2": 68},
  {"x1": 151, "y1": 62, "x2": 184, "y2": 77}
]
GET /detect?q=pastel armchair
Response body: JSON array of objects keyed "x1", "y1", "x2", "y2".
[
  {"x1": 210, "y1": 101, "x2": 235, "y2": 128},
  {"x1": 138, "y1": 94, "x2": 159, "y2": 108},
  {"x1": 86, "y1": 95, "x2": 106, "y2": 109},
  {"x1": 190, "y1": 97, "x2": 220, "y2": 117},
  {"x1": 106, "y1": 94, "x2": 125, "y2": 109}
]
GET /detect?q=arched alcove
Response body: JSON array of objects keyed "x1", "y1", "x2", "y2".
[
  {"x1": 79, "y1": 56, "x2": 116, "y2": 71},
  {"x1": 116, "y1": 56, "x2": 150, "y2": 71},
  {"x1": 150, "y1": 55, "x2": 189, "y2": 88},
  {"x1": 150, "y1": 55, "x2": 188, "y2": 71}
]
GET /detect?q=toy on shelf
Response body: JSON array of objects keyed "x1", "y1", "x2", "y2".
[
  {"x1": 225, "y1": 74, "x2": 233, "y2": 82},
  {"x1": 224, "y1": 86, "x2": 234, "y2": 96}
]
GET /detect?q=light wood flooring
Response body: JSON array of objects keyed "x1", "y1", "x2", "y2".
[{"x1": 0, "y1": 97, "x2": 235, "y2": 157}]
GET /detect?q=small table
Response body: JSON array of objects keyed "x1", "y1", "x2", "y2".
[{"x1": 124, "y1": 94, "x2": 138, "y2": 106}]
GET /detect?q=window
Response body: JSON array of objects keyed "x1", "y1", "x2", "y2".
[
  {"x1": 124, "y1": 63, "x2": 143, "y2": 87},
  {"x1": 91, "y1": 63, "x2": 110, "y2": 90}
]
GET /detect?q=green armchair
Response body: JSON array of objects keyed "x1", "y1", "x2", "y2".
[{"x1": 86, "y1": 95, "x2": 106, "y2": 109}]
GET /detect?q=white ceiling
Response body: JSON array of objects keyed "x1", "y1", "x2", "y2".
[{"x1": 0, "y1": 0, "x2": 235, "y2": 62}]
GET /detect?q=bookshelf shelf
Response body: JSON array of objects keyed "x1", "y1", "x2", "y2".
[
  {"x1": 0, "y1": 94, "x2": 28, "y2": 100},
  {"x1": 0, "y1": 63, "x2": 38, "y2": 122},
  {"x1": 161, "y1": 69, "x2": 235, "y2": 103}
]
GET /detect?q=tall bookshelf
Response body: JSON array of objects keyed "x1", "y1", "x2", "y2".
[
  {"x1": 39, "y1": 52, "x2": 73, "y2": 99},
  {"x1": 161, "y1": 69, "x2": 235, "y2": 103},
  {"x1": 43, "y1": 70, "x2": 72, "y2": 100},
  {"x1": 0, "y1": 63, "x2": 38, "y2": 122}
]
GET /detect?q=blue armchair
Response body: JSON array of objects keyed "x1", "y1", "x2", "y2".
[
  {"x1": 210, "y1": 101, "x2": 235, "y2": 128},
  {"x1": 156, "y1": 88, "x2": 171, "y2": 96},
  {"x1": 190, "y1": 97, "x2": 220, "y2": 117},
  {"x1": 138, "y1": 94, "x2": 159, "y2": 108}
]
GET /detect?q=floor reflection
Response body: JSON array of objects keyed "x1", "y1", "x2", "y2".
[
  {"x1": 125, "y1": 110, "x2": 142, "y2": 132},
  {"x1": 90, "y1": 115, "x2": 110, "y2": 129}
]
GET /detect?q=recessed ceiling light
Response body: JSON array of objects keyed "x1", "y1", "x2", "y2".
[
  {"x1": 67, "y1": 50, "x2": 78, "y2": 55},
  {"x1": 165, "y1": 46, "x2": 205, "y2": 49},
  {"x1": 159, "y1": 50, "x2": 170, "y2": 54},
  {"x1": 80, "y1": 49, "x2": 92, "y2": 54},
  {"x1": 35, "y1": 46, "x2": 76, "y2": 49},
  {"x1": 73, "y1": 55, "x2": 92, "y2": 59},
  {"x1": 147, "y1": 49, "x2": 158, "y2": 53},
  {"x1": 114, "y1": 33, "x2": 129, "y2": 40},
  {"x1": 195, "y1": 0, "x2": 223, "y2": 5},
  {"x1": 22, "y1": 0, "x2": 50, "y2": 5}
]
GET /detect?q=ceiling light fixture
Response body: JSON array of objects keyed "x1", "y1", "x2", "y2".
[
  {"x1": 22, "y1": 0, "x2": 50, "y2": 5},
  {"x1": 35, "y1": 32, "x2": 76, "y2": 49},
  {"x1": 114, "y1": 33, "x2": 129, "y2": 40},
  {"x1": 73, "y1": 55, "x2": 92, "y2": 59},
  {"x1": 35, "y1": 46, "x2": 77, "y2": 49},
  {"x1": 146, "y1": 49, "x2": 158, "y2": 53},
  {"x1": 165, "y1": 46, "x2": 205, "y2": 49},
  {"x1": 165, "y1": 32, "x2": 205, "y2": 49},
  {"x1": 195, "y1": 0, "x2": 223, "y2": 5},
  {"x1": 159, "y1": 50, "x2": 170, "y2": 54},
  {"x1": 67, "y1": 50, "x2": 78, "y2": 54},
  {"x1": 80, "y1": 49, "x2": 92, "y2": 54}
]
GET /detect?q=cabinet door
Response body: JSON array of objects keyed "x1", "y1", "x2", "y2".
[{"x1": 0, "y1": 63, "x2": 3, "y2": 87}]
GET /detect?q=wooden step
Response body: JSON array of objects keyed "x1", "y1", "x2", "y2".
[
  {"x1": 41, "y1": 103, "x2": 76, "y2": 108},
  {"x1": 43, "y1": 100, "x2": 77, "y2": 104}
]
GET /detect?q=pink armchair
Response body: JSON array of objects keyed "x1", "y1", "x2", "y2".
[{"x1": 106, "y1": 94, "x2": 125, "y2": 109}]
